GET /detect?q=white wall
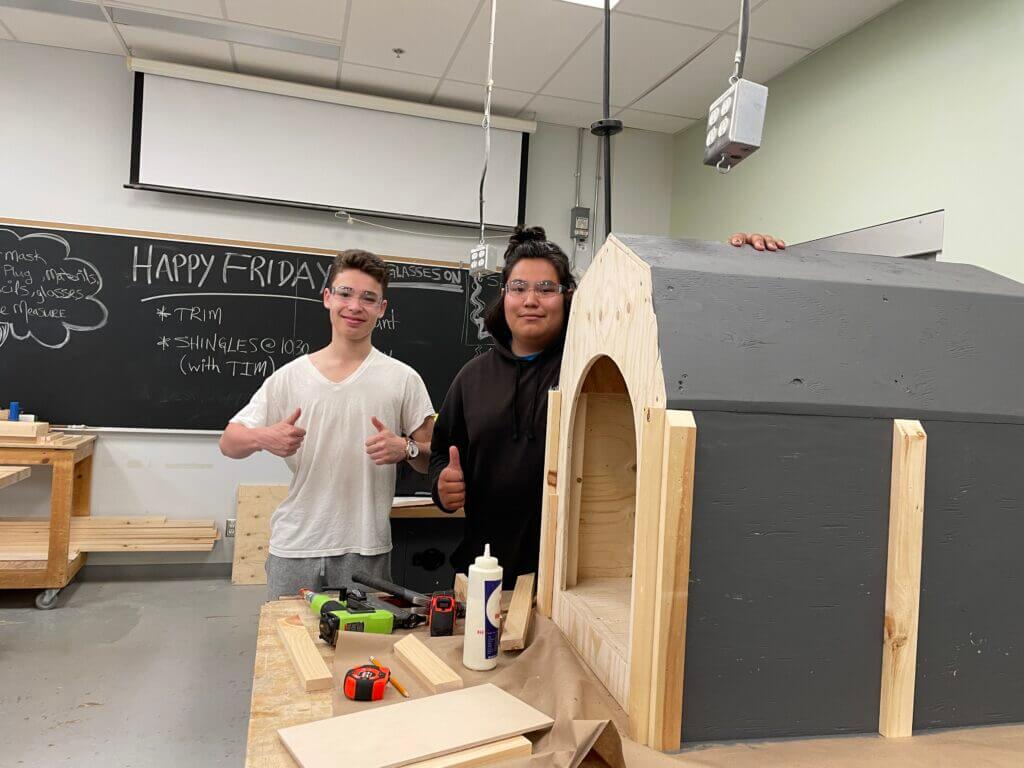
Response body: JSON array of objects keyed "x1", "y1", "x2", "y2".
[
  {"x1": 0, "y1": 40, "x2": 673, "y2": 564},
  {"x1": 670, "y1": 0, "x2": 1024, "y2": 284}
]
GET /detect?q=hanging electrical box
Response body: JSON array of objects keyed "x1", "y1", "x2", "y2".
[
  {"x1": 570, "y1": 206, "x2": 591, "y2": 243},
  {"x1": 702, "y1": 78, "x2": 768, "y2": 171}
]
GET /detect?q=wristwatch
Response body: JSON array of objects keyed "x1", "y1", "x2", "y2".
[{"x1": 405, "y1": 437, "x2": 420, "y2": 459}]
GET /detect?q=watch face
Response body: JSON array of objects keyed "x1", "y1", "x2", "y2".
[{"x1": 407, "y1": 439, "x2": 419, "y2": 458}]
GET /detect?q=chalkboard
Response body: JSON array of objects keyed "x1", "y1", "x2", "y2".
[{"x1": 0, "y1": 221, "x2": 499, "y2": 489}]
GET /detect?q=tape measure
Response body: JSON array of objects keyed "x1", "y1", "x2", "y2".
[{"x1": 343, "y1": 664, "x2": 390, "y2": 702}]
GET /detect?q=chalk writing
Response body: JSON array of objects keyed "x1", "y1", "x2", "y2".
[{"x1": 0, "y1": 229, "x2": 107, "y2": 349}]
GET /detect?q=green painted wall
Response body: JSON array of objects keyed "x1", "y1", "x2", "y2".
[{"x1": 670, "y1": 0, "x2": 1024, "y2": 282}]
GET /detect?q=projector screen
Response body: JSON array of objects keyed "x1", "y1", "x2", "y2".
[{"x1": 129, "y1": 73, "x2": 528, "y2": 228}]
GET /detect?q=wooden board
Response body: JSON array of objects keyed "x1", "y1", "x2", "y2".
[
  {"x1": 407, "y1": 736, "x2": 531, "y2": 768},
  {"x1": 232, "y1": 485, "x2": 464, "y2": 586},
  {"x1": 453, "y1": 573, "x2": 468, "y2": 605},
  {"x1": 233, "y1": 485, "x2": 284, "y2": 585},
  {"x1": 499, "y1": 573, "x2": 535, "y2": 652},
  {"x1": 536, "y1": 390, "x2": 562, "y2": 618},
  {"x1": 277, "y1": 683, "x2": 553, "y2": 768},
  {"x1": 0, "y1": 421, "x2": 49, "y2": 438},
  {"x1": 0, "y1": 466, "x2": 31, "y2": 490},
  {"x1": 577, "y1": 393, "x2": 636, "y2": 580},
  {"x1": 276, "y1": 614, "x2": 333, "y2": 693},
  {"x1": 393, "y1": 634, "x2": 463, "y2": 694},
  {"x1": 879, "y1": 419, "x2": 927, "y2": 738},
  {"x1": 647, "y1": 410, "x2": 697, "y2": 750}
]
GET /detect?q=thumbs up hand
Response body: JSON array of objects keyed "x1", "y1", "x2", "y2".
[
  {"x1": 365, "y1": 416, "x2": 407, "y2": 465},
  {"x1": 260, "y1": 407, "x2": 306, "y2": 457},
  {"x1": 438, "y1": 445, "x2": 466, "y2": 511}
]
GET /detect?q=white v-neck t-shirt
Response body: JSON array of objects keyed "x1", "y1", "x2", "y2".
[{"x1": 230, "y1": 349, "x2": 434, "y2": 558}]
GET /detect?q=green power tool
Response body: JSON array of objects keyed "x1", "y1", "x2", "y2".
[{"x1": 299, "y1": 587, "x2": 410, "y2": 645}]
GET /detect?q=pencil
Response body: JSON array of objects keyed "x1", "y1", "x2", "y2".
[{"x1": 369, "y1": 655, "x2": 409, "y2": 698}]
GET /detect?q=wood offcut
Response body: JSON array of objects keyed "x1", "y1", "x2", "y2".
[
  {"x1": 499, "y1": 572, "x2": 535, "y2": 652},
  {"x1": 393, "y1": 634, "x2": 463, "y2": 694},
  {"x1": 276, "y1": 614, "x2": 333, "y2": 692}
]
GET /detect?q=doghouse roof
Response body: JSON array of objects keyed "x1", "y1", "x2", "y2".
[{"x1": 612, "y1": 234, "x2": 1024, "y2": 423}]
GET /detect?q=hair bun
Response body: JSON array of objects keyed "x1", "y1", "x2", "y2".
[{"x1": 508, "y1": 226, "x2": 547, "y2": 247}]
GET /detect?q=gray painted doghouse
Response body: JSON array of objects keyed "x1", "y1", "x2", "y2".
[{"x1": 536, "y1": 234, "x2": 1024, "y2": 749}]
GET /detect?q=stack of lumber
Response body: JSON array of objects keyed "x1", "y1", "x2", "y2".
[
  {"x1": 0, "y1": 421, "x2": 79, "y2": 447},
  {"x1": 0, "y1": 516, "x2": 220, "y2": 561}
]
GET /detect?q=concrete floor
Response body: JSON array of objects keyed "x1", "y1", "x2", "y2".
[{"x1": 0, "y1": 577, "x2": 266, "y2": 767}]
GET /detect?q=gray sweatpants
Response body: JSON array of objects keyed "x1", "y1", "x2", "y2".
[{"x1": 265, "y1": 551, "x2": 392, "y2": 601}]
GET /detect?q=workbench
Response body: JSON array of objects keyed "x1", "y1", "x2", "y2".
[
  {"x1": 0, "y1": 435, "x2": 96, "y2": 607},
  {"x1": 245, "y1": 599, "x2": 334, "y2": 768}
]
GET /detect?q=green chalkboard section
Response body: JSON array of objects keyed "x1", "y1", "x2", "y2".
[{"x1": 0, "y1": 222, "x2": 498, "y2": 491}]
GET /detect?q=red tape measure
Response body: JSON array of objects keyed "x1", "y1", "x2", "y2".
[{"x1": 344, "y1": 664, "x2": 390, "y2": 702}]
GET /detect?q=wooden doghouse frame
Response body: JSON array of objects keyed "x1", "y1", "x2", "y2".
[
  {"x1": 536, "y1": 236, "x2": 934, "y2": 750},
  {"x1": 537, "y1": 237, "x2": 697, "y2": 748}
]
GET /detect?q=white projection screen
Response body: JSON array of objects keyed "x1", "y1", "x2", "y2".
[{"x1": 129, "y1": 73, "x2": 528, "y2": 228}]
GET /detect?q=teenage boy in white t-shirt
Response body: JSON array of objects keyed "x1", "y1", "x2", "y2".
[{"x1": 219, "y1": 250, "x2": 435, "y2": 600}]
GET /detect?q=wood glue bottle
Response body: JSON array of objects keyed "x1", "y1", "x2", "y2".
[{"x1": 463, "y1": 543, "x2": 502, "y2": 670}]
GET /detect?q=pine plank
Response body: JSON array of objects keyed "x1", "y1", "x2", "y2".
[
  {"x1": 393, "y1": 634, "x2": 463, "y2": 694},
  {"x1": 276, "y1": 614, "x2": 333, "y2": 693},
  {"x1": 0, "y1": 466, "x2": 31, "y2": 490},
  {"x1": 879, "y1": 419, "x2": 927, "y2": 738},
  {"x1": 499, "y1": 573, "x2": 535, "y2": 651},
  {"x1": 407, "y1": 736, "x2": 531, "y2": 768}
]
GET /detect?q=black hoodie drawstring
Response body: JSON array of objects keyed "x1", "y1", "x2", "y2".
[
  {"x1": 511, "y1": 360, "x2": 522, "y2": 441},
  {"x1": 526, "y1": 371, "x2": 540, "y2": 441}
]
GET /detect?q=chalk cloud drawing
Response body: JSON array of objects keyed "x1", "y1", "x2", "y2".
[{"x1": 0, "y1": 229, "x2": 108, "y2": 349}]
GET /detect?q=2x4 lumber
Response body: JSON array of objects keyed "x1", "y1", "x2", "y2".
[
  {"x1": 647, "y1": 410, "x2": 697, "y2": 751},
  {"x1": 627, "y1": 407, "x2": 667, "y2": 744},
  {"x1": 0, "y1": 466, "x2": 31, "y2": 490},
  {"x1": 408, "y1": 736, "x2": 532, "y2": 768},
  {"x1": 276, "y1": 615, "x2": 333, "y2": 692},
  {"x1": 536, "y1": 390, "x2": 562, "y2": 618},
  {"x1": 393, "y1": 634, "x2": 463, "y2": 694},
  {"x1": 499, "y1": 572, "x2": 535, "y2": 652},
  {"x1": 879, "y1": 419, "x2": 927, "y2": 738}
]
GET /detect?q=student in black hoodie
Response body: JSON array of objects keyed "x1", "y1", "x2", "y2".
[
  {"x1": 429, "y1": 227, "x2": 785, "y2": 585},
  {"x1": 429, "y1": 227, "x2": 572, "y2": 584}
]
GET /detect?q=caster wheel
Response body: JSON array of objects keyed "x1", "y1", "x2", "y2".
[{"x1": 35, "y1": 589, "x2": 60, "y2": 610}]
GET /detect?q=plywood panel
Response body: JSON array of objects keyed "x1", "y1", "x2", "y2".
[
  {"x1": 233, "y1": 484, "x2": 285, "y2": 585},
  {"x1": 577, "y1": 394, "x2": 636, "y2": 580},
  {"x1": 277, "y1": 684, "x2": 553, "y2": 768}
]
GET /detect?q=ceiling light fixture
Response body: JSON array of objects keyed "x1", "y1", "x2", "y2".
[{"x1": 557, "y1": 0, "x2": 621, "y2": 8}]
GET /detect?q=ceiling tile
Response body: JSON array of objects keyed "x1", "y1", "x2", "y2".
[
  {"x1": 615, "y1": 0, "x2": 741, "y2": 30},
  {"x1": 224, "y1": 0, "x2": 345, "y2": 39},
  {"x1": 115, "y1": 0, "x2": 225, "y2": 19},
  {"x1": 233, "y1": 43, "x2": 338, "y2": 87},
  {"x1": 542, "y1": 14, "x2": 715, "y2": 106},
  {"x1": 433, "y1": 79, "x2": 533, "y2": 117},
  {"x1": 119, "y1": 24, "x2": 233, "y2": 67},
  {"x1": 0, "y1": 7, "x2": 123, "y2": 55},
  {"x1": 522, "y1": 95, "x2": 605, "y2": 129},
  {"x1": 618, "y1": 108, "x2": 695, "y2": 134},
  {"x1": 634, "y1": 34, "x2": 809, "y2": 117},
  {"x1": 344, "y1": 0, "x2": 478, "y2": 78},
  {"x1": 338, "y1": 63, "x2": 439, "y2": 103},
  {"x1": 446, "y1": 0, "x2": 601, "y2": 93},
  {"x1": 750, "y1": 0, "x2": 903, "y2": 49}
]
